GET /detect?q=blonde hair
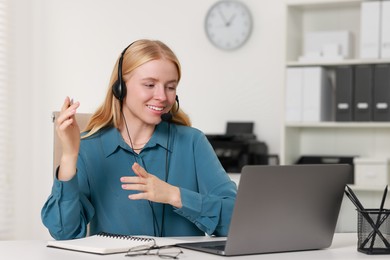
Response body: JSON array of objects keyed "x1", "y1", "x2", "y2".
[{"x1": 83, "y1": 39, "x2": 191, "y2": 138}]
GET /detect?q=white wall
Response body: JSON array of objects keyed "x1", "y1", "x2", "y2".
[{"x1": 10, "y1": 0, "x2": 285, "y2": 239}]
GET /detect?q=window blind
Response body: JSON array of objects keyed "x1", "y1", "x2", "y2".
[{"x1": 0, "y1": 0, "x2": 13, "y2": 240}]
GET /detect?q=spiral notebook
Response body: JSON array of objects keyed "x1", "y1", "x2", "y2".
[{"x1": 47, "y1": 232, "x2": 183, "y2": 255}]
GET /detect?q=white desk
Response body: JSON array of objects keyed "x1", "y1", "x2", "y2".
[{"x1": 1, "y1": 233, "x2": 389, "y2": 259}]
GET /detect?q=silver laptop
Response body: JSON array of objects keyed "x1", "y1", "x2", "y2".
[{"x1": 178, "y1": 164, "x2": 350, "y2": 256}]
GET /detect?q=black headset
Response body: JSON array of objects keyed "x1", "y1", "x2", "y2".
[{"x1": 112, "y1": 42, "x2": 135, "y2": 102}]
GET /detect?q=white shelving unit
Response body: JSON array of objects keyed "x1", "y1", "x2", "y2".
[
  {"x1": 283, "y1": 1, "x2": 390, "y2": 231},
  {"x1": 283, "y1": 0, "x2": 390, "y2": 192}
]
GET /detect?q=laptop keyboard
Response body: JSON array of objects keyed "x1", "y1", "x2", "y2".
[{"x1": 203, "y1": 244, "x2": 226, "y2": 251}]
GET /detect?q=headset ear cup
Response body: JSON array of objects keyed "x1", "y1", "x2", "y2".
[
  {"x1": 175, "y1": 95, "x2": 180, "y2": 112},
  {"x1": 112, "y1": 79, "x2": 126, "y2": 101},
  {"x1": 120, "y1": 81, "x2": 127, "y2": 100},
  {"x1": 113, "y1": 42, "x2": 135, "y2": 102}
]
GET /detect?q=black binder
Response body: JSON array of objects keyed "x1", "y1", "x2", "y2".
[
  {"x1": 335, "y1": 66, "x2": 354, "y2": 121},
  {"x1": 373, "y1": 64, "x2": 390, "y2": 121},
  {"x1": 354, "y1": 65, "x2": 373, "y2": 121}
]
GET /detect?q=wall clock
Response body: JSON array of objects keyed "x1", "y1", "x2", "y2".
[{"x1": 205, "y1": 0, "x2": 253, "y2": 51}]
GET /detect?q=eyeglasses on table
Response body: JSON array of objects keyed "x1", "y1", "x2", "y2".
[{"x1": 125, "y1": 239, "x2": 183, "y2": 259}]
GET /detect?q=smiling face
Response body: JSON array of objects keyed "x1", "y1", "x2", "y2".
[{"x1": 122, "y1": 58, "x2": 179, "y2": 127}]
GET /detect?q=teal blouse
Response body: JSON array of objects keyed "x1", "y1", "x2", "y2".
[{"x1": 41, "y1": 122, "x2": 237, "y2": 240}]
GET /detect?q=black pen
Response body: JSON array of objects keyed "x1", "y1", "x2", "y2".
[
  {"x1": 344, "y1": 189, "x2": 362, "y2": 210},
  {"x1": 369, "y1": 185, "x2": 388, "y2": 252},
  {"x1": 68, "y1": 98, "x2": 74, "y2": 120},
  {"x1": 346, "y1": 185, "x2": 365, "y2": 210}
]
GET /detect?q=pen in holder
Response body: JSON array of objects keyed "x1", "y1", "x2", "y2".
[
  {"x1": 345, "y1": 185, "x2": 390, "y2": 255},
  {"x1": 357, "y1": 208, "x2": 390, "y2": 254}
]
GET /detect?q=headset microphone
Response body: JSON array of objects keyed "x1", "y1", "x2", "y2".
[
  {"x1": 160, "y1": 95, "x2": 179, "y2": 122},
  {"x1": 161, "y1": 113, "x2": 172, "y2": 122}
]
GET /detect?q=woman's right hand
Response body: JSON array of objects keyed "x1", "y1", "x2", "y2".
[{"x1": 56, "y1": 96, "x2": 81, "y2": 181}]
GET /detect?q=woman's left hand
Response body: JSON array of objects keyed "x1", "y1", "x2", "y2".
[{"x1": 120, "y1": 163, "x2": 182, "y2": 208}]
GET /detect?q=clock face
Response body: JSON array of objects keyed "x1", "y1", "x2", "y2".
[{"x1": 205, "y1": 0, "x2": 253, "y2": 51}]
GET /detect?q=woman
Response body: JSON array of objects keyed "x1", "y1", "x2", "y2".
[{"x1": 41, "y1": 39, "x2": 237, "y2": 240}]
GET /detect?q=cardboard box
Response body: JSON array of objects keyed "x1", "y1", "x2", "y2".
[
  {"x1": 301, "y1": 30, "x2": 352, "y2": 61},
  {"x1": 354, "y1": 157, "x2": 390, "y2": 186}
]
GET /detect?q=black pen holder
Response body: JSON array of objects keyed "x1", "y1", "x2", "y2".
[{"x1": 357, "y1": 209, "x2": 390, "y2": 254}]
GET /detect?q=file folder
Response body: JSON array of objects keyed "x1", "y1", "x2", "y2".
[
  {"x1": 360, "y1": 1, "x2": 381, "y2": 59},
  {"x1": 354, "y1": 65, "x2": 373, "y2": 121},
  {"x1": 335, "y1": 66, "x2": 354, "y2": 122},
  {"x1": 373, "y1": 64, "x2": 390, "y2": 121},
  {"x1": 285, "y1": 67, "x2": 303, "y2": 122},
  {"x1": 381, "y1": 1, "x2": 390, "y2": 58},
  {"x1": 285, "y1": 67, "x2": 332, "y2": 123},
  {"x1": 302, "y1": 67, "x2": 332, "y2": 122}
]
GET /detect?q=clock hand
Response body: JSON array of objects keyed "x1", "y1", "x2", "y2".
[
  {"x1": 226, "y1": 14, "x2": 236, "y2": 27},
  {"x1": 218, "y1": 9, "x2": 229, "y2": 26}
]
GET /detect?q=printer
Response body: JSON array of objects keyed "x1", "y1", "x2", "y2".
[{"x1": 206, "y1": 122, "x2": 269, "y2": 173}]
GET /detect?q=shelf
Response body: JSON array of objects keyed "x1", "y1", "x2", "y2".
[
  {"x1": 348, "y1": 184, "x2": 389, "y2": 192},
  {"x1": 287, "y1": 59, "x2": 390, "y2": 67},
  {"x1": 286, "y1": 0, "x2": 361, "y2": 8},
  {"x1": 285, "y1": 122, "x2": 390, "y2": 128}
]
